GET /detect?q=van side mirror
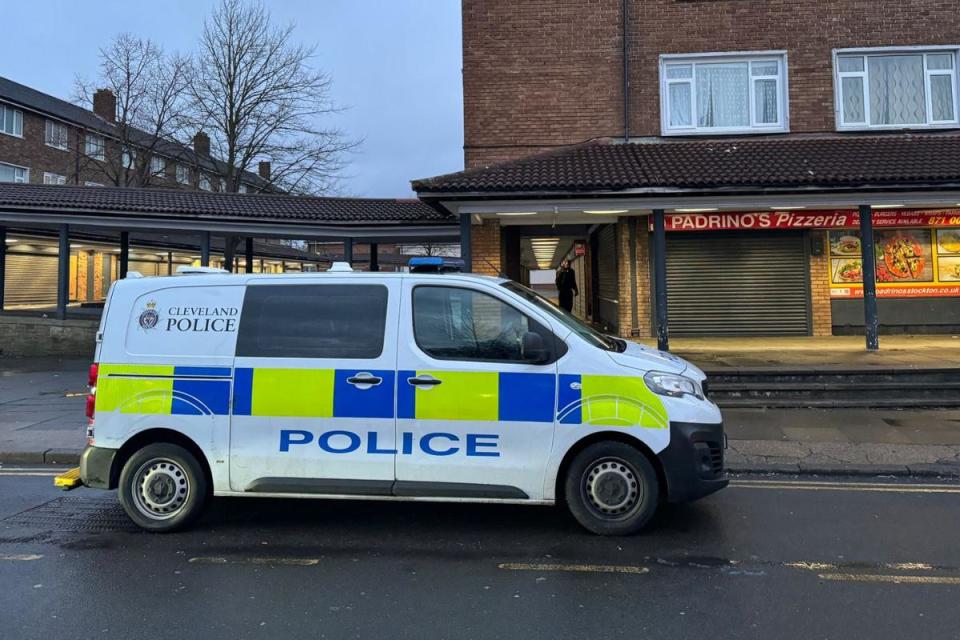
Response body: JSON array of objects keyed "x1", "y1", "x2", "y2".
[{"x1": 522, "y1": 331, "x2": 550, "y2": 364}]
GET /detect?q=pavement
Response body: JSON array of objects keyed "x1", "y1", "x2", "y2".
[
  {"x1": 643, "y1": 334, "x2": 960, "y2": 369},
  {"x1": 2, "y1": 356, "x2": 960, "y2": 475},
  {"x1": 2, "y1": 471, "x2": 960, "y2": 639}
]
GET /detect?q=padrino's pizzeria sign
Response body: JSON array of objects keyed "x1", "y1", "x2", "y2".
[{"x1": 660, "y1": 209, "x2": 960, "y2": 232}]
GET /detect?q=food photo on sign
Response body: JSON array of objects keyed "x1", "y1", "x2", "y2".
[{"x1": 939, "y1": 230, "x2": 960, "y2": 282}]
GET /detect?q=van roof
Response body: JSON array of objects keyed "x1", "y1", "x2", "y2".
[{"x1": 112, "y1": 270, "x2": 509, "y2": 293}]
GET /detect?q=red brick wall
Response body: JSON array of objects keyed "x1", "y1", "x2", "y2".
[{"x1": 463, "y1": 0, "x2": 960, "y2": 167}]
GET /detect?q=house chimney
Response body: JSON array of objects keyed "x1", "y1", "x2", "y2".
[
  {"x1": 92, "y1": 89, "x2": 116, "y2": 123},
  {"x1": 258, "y1": 161, "x2": 271, "y2": 181},
  {"x1": 193, "y1": 131, "x2": 210, "y2": 157}
]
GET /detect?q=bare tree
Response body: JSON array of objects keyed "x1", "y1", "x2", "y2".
[
  {"x1": 189, "y1": 0, "x2": 354, "y2": 195},
  {"x1": 76, "y1": 34, "x2": 191, "y2": 188}
]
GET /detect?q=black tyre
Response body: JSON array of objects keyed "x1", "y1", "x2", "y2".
[
  {"x1": 564, "y1": 441, "x2": 660, "y2": 536},
  {"x1": 118, "y1": 443, "x2": 208, "y2": 533}
]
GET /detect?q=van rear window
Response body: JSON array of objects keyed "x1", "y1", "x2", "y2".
[{"x1": 236, "y1": 284, "x2": 388, "y2": 359}]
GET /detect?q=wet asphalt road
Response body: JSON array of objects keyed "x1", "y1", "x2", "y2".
[{"x1": 1, "y1": 471, "x2": 959, "y2": 640}]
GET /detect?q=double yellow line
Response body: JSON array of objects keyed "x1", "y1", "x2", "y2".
[{"x1": 730, "y1": 479, "x2": 960, "y2": 494}]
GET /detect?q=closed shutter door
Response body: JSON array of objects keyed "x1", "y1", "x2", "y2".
[
  {"x1": 4, "y1": 254, "x2": 59, "y2": 306},
  {"x1": 595, "y1": 224, "x2": 618, "y2": 331},
  {"x1": 666, "y1": 232, "x2": 810, "y2": 336}
]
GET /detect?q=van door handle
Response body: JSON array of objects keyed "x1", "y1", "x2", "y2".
[
  {"x1": 346, "y1": 373, "x2": 383, "y2": 388},
  {"x1": 408, "y1": 374, "x2": 442, "y2": 387}
]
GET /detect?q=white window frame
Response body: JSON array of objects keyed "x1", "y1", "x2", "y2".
[
  {"x1": 84, "y1": 181, "x2": 104, "y2": 187},
  {"x1": 150, "y1": 156, "x2": 167, "y2": 177},
  {"x1": 833, "y1": 46, "x2": 960, "y2": 131},
  {"x1": 84, "y1": 133, "x2": 105, "y2": 161},
  {"x1": 199, "y1": 174, "x2": 212, "y2": 191},
  {"x1": 0, "y1": 103, "x2": 23, "y2": 138},
  {"x1": 660, "y1": 51, "x2": 789, "y2": 136},
  {"x1": 44, "y1": 120, "x2": 69, "y2": 150},
  {"x1": 122, "y1": 148, "x2": 137, "y2": 169},
  {"x1": 43, "y1": 172, "x2": 67, "y2": 185},
  {"x1": 0, "y1": 162, "x2": 29, "y2": 183},
  {"x1": 176, "y1": 164, "x2": 190, "y2": 185}
]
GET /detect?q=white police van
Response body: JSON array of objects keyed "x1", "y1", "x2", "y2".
[{"x1": 78, "y1": 264, "x2": 726, "y2": 535}]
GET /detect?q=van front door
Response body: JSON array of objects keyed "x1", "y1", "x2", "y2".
[
  {"x1": 229, "y1": 280, "x2": 399, "y2": 494},
  {"x1": 394, "y1": 281, "x2": 559, "y2": 500}
]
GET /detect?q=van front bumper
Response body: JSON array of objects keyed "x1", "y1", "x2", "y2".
[
  {"x1": 658, "y1": 421, "x2": 728, "y2": 503},
  {"x1": 79, "y1": 445, "x2": 117, "y2": 490}
]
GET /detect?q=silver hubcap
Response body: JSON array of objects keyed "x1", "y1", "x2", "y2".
[
  {"x1": 582, "y1": 457, "x2": 642, "y2": 519},
  {"x1": 132, "y1": 458, "x2": 190, "y2": 520}
]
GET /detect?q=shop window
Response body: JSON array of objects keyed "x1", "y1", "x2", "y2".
[
  {"x1": 0, "y1": 104, "x2": 23, "y2": 137},
  {"x1": 660, "y1": 52, "x2": 788, "y2": 135},
  {"x1": 835, "y1": 48, "x2": 959, "y2": 130}
]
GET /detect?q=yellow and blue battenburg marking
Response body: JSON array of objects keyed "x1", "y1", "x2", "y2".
[
  {"x1": 95, "y1": 365, "x2": 232, "y2": 416},
  {"x1": 96, "y1": 365, "x2": 667, "y2": 428}
]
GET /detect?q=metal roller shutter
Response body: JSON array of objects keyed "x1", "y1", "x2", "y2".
[
  {"x1": 665, "y1": 232, "x2": 811, "y2": 336},
  {"x1": 595, "y1": 224, "x2": 618, "y2": 331},
  {"x1": 4, "y1": 254, "x2": 58, "y2": 307}
]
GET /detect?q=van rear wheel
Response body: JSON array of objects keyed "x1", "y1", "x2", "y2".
[
  {"x1": 564, "y1": 441, "x2": 659, "y2": 536},
  {"x1": 118, "y1": 443, "x2": 207, "y2": 532}
]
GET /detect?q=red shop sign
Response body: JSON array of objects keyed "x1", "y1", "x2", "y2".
[{"x1": 659, "y1": 209, "x2": 960, "y2": 232}]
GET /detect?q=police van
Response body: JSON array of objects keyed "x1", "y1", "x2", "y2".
[{"x1": 77, "y1": 264, "x2": 726, "y2": 535}]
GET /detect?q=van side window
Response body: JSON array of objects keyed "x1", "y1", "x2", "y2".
[
  {"x1": 413, "y1": 286, "x2": 553, "y2": 363},
  {"x1": 236, "y1": 285, "x2": 388, "y2": 359}
]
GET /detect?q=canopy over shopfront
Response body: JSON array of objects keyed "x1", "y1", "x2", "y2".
[
  {"x1": 0, "y1": 183, "x2": 457, "y2": 319},
  {"x1": 413, "y1": 132, "x2": 960, "y2": 351}
]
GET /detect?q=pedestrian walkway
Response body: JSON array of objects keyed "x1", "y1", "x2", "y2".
[
  {"x1": 643, "y1": 335, "x2": 960, "y2": 370},
  {"x1": 0, "y1": 357, "x2": 958, "y2": 475}
]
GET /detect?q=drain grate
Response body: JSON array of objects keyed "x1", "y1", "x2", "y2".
[{"x1": 1, "y1": 497, "x2": 139, "y2": 533}]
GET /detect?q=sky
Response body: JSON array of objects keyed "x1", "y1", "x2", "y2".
[{"x1": 0, "y1": 0, "x2": 464, "y2": 197}]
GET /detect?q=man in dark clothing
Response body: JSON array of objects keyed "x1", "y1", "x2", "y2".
[{"x1": 555, "y1": 258, "x2": 578, "y2": 312}]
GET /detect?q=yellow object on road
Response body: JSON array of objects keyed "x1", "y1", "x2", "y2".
[{"x1": 54, "y1": 467, "x2": 82, "y2": 490}]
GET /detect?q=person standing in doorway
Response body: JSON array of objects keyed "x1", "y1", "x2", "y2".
[{"x1": 555, "y1": 258, "x2": 578, "y2": 313}]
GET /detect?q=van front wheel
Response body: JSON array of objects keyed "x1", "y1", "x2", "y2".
[
  {"x1": 118, "y1": 443, "x2": 207, "y2": 532},
  {"x1": 564, "y1": 441, "x2": 659, "y2": 536}
]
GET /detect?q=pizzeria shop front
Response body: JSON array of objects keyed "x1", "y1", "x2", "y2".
[{"x1": 660, "y1": 209, "x2": 960, "y2": 337}]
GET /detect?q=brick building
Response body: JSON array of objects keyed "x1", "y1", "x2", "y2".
[{"x1": 415, "y1": 0, "x2": 960, "y2": 344}]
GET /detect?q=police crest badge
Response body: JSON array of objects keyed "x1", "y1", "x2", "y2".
[{"x1": 138, "y1": 301, "x2": 159, "y2": 330}]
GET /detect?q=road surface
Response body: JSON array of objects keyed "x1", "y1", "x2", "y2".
[{"x1": 1, "y1": 469, "x2": 959, "y2": 639}]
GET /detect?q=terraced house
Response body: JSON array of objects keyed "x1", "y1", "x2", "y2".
[{"x1": 414, "y1": 0, "x2": 960, "y2": 347}]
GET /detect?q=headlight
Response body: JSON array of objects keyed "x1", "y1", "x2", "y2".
[{"x1": 643, "y1": 371, "x2": 703, "y2": 399}]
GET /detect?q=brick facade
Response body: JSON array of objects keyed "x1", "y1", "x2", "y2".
[
  {"x1": 470, "y1": 219, "x2": 502, "y2": 276},
  {"x1": 463, "y1": 0, "x2": 960, "y2": 167},
  {"x1": 809, "y1": 231, "x2": 833, "y2": 336},
  {"x1": 616, "y1": 220, "x2": 652, "y2": 338}
]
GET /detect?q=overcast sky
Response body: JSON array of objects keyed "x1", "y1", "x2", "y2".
[{"x1": 0, "y1": 0, "x2": 464, "y2": 197}]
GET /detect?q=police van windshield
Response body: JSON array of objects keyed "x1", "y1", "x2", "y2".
[{"x1": 501, "y1": 281, "x2": 623, "y2": 352}]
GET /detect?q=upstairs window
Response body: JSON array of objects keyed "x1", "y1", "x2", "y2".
[
  {"x1": 43, "y1": 172, "x2": 66, "y2": 185},
  {"x1": 150, "y1": 156, "x2": 166, "y2": 177},
  {"x1": 44, "y1": 120, "x2": 69, "y2": 150},
  {"x1": 122, "y1": 148, "x2": 136, "y2": 169},
  {"x1": 0, "y1": 162, "x2": 28, "y2": 183},
  {"x1": 199, "y1": 174, "x2": 212, "y2": 191},
  {"x1": 84, "y1": 133, "x2": 105, "y2": 160},
  {"x1": 0, "y1": 104, "x2": 23, "y2": 137},
  {"x1": 661, "y1": 52, "x2": 788, "y2": 135},
  {"x1": 176, "y1": 164, "x2": 190, "y2": 184},
  {"x1": 835, "y1": 48, "x2": 959, "y2": 129}
]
